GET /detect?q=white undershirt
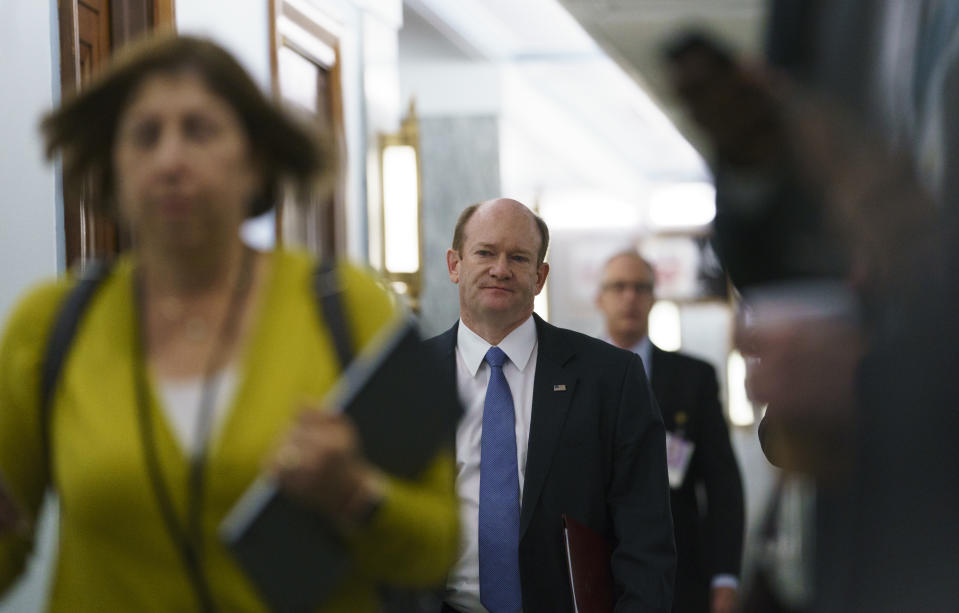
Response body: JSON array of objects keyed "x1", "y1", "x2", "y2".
[
  {"x1": 445, "y1": 316, "x2": 538, "y2": 613},
  {"x1": 156, "y1": 365, "x2": 238, "y2": 457}
]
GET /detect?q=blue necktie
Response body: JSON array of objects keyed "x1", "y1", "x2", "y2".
[{"x1": 479, "y1": 346, "x2": 522, "y2": 613}]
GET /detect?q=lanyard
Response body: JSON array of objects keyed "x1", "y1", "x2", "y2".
[{"x1": 131, "y1": 247, "x2": 253, "y2": 612}]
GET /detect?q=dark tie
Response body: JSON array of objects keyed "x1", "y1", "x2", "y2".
[{"x1": 478, "y1": 346, "x2": 522, "y2": 613}]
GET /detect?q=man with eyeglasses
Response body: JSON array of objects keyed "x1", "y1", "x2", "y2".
[{"x1": 596, "y1": 251, "x2": 745, "y2": 613}]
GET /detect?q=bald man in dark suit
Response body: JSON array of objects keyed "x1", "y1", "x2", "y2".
[{"x1": 431, "y1": 199, "x2": 675, "y2": 613}]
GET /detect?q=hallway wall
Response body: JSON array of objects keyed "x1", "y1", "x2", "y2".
[
  {"x1": 0, "y1": 0, "x2": 60, "y2": 323},
  {"x1": 0, "y1": 3, "x2": 60, "y2": 608},
  {"x1": 418, "y1": 115, "x2": 502, "y2": 336},
  {"x1": 175, "y1": 0, "x2": 272, "y2": 90}
]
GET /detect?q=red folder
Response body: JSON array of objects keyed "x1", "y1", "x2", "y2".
[{"x1": 562, "y1": 514, "x2": 615, "y2": 613}]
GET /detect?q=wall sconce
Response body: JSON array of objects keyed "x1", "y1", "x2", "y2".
[
  {"x1": 379, "y1": 100, "x2": 423, "y2": 310},
  {"x1": 727, "y1": 350, "x2": 757, "y2": 426},
  {"x1": 648, "y1": 300, "x2": 682, "y2": 351}
]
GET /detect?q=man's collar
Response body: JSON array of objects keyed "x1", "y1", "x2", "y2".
[
  {"x1": 629, "y1": 336, "x2": 652, "y2": 358},
  {"x1": 457, "y1": 316, "x2": 537, "y2": 375},
  {"x1": 604, "y1": 334, "x2": 652, "y2": 374},
  {"x1": 604, "y1": 334, "x2": 650, "y2": 354}
]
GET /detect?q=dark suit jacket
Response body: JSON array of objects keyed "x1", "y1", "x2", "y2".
[
  {"x1": 428, "y1": 315, "x2": 676, "y2": 612},
  {"x1": 649, "y1": 346, "x2": 745, "y2": 613}
]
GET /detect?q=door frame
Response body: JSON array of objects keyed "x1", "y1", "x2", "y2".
[
  {"x1": 269, "y1": 0, "x2": 347, "y2": 260},
  {"x1": 57, "y1": 0, "x2": 174, "y2": 268}
]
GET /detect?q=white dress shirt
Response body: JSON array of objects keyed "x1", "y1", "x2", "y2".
[{"x1": 445, "y1": 316, "x2": 538, "y2": 613}]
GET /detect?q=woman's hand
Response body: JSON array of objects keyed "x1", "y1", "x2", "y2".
[{"x1": 271, "y1": 410, "x2": 385, "y2": 527}]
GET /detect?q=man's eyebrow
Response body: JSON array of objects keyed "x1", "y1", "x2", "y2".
[{"x1": 471, "y1": 242, "x2": 535, "y2": 255}]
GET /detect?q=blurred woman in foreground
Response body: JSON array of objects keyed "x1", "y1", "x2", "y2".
[{"x1": 0, "y1": 34, "x2": 456, "y2": 612}]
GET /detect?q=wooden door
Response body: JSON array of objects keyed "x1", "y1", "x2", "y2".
[{"x1": 58, "y1": 0, "x2": 172, "y2": 269}]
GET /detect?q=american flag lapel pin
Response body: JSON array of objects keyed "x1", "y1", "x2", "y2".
[{"x1": 553, "y1": 384, "x2": 567, "y2": 392}]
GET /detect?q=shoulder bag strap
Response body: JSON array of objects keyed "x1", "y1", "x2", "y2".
[{"x1": 40, "y1": 260, "x2": 112, "y2": 483}]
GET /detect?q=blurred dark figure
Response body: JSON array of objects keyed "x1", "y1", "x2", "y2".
[
  {"x1": 666, "y1": 1, "x2": 959, "y2": 612},
  {"x1": 596, "y1": 251, "x2": 745, "y2": 613}
]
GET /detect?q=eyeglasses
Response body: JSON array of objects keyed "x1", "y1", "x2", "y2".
[{"x1": 601, "y1": 281, "x2": 654, "y2": 295}]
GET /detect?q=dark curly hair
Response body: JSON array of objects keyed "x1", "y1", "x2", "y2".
[{"x1": 42, "y1": 33, "x2": 333, "y2": 219}]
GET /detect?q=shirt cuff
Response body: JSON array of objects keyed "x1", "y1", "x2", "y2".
[{"x1": 711, "y1": 574, "x2": 739, "y2": 590}]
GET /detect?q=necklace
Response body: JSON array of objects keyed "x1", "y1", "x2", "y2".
[
  {"x1": 155, "y1": 275, "x2": 245, "y2": 346},
  {"x1": 183, "y1": 317, "x2": 210, "y2": 344},
  {"x1": 158, "y1": 297, "x2": 211, "y2": 343}
]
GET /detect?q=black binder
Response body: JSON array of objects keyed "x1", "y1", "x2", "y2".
[{"x1": 220, "y1": 316, "x2": 459, "y2": 612}]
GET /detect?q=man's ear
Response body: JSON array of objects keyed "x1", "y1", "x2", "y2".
[
  {"x1": 447, "y1": 248, "x2": 461, "y2": 283},
  {"x1": 535, "y1": 262, "x2": 550, "y2": 294}
]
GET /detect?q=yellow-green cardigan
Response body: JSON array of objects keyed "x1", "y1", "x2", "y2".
[{"x1": 0, "y1": 250, "x2": 458, "y2": 611}]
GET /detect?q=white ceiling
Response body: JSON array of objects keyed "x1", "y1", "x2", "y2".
[
  {"x1": 557, "y1": 0, "x2": 768, "y2": 149},
  {"x1": 402, "y1": 0, "x2": 722, "y2": 182},
  {"x1": 404, "y1": 0, "x2": 598, "y2": 61}
]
